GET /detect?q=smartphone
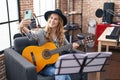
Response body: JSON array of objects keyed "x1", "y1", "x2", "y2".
[{"x1": 24, "y1": 10, "x2": 32, "y2": 19}]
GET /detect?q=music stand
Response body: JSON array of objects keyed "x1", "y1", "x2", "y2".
[{"x1": 55, "y1": 52, "x2": 112, "y2": 80}]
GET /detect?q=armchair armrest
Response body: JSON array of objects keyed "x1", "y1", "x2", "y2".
[{"x1": 4, "y1": 48, "x2": 37, "y2": 80}]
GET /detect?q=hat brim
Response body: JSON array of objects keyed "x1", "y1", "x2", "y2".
[{"x1": 44, "y1": 11, "x2": 67, "y2": 26}]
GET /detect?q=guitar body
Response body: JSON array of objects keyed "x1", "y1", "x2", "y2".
[
  {"x1": 22, "y1": 42, "x2": 59, "y2": 73},
  {"x1": 22, "y1": 34, "x2": 94, "y2": 73}
]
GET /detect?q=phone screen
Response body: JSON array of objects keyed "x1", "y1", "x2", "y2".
[{"x1": 24, "y1": 10, "x2": 32, "y2": 19}]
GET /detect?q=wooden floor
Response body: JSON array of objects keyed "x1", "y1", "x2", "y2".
[{"x1": 78, "y1": 46, "x2": 120, "y2": 80}]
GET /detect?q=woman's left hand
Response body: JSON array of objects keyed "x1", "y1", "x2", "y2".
[{"x1": 72, "y1": 42, "x2": 79, "y2": 49}]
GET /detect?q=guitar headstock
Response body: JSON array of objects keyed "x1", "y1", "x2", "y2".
[{"x1": 77, "y1": 34, "x2": 95, "y2": 46}]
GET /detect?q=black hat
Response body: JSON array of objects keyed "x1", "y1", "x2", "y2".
[{"x1": 44, "y1": 9, "x2": 67, "y2": 26}]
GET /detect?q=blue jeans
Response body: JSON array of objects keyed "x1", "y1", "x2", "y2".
[{"x1": 40, "y1": 65, "x2": 71, "y2": 80}]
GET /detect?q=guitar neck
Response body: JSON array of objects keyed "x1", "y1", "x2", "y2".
[
  {"x1": 50, "y1": 43, "x2": 73, "y2": 55},
  {"x1": 50, "y1": 34, "x2": 94, "y2": 55}
]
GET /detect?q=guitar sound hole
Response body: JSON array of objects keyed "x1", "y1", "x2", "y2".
[{"x1": 42, "y1": 49, "x2": 51, "y2": 59}]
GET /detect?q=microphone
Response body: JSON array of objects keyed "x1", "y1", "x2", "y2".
[
  {"x1": 106, "y1": 9, "x2": 120, "y2": 17},
  {"x1": 96, "y1": 8, "x2": 120, "y2": 18},
  {"x1": 115, "y1": 14, "x2": 120, "y2": 17}
]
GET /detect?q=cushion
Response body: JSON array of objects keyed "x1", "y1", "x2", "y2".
[{"x1": 14, "y1": 37, "x2": 38, "y2": 54}]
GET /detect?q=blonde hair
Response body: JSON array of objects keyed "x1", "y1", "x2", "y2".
[{"x1": 45, "y1": 15, "x2": 65, "y2": 46}]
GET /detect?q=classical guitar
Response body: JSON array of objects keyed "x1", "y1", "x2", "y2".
[{"x1": 22, "y1": 34, "x2": 94, "y2": 73}]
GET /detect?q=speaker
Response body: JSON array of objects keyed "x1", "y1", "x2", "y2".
[{"x1": 102, "y1": 2, "x2": 114, "y2": 23}]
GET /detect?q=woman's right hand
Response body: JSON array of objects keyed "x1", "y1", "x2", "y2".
[
  {"x1": 20, "y1": 19, "x2": 32, "y2": 33},
  {"x1": 20, "y1": 19, "x2": 32, "y2": 29}
]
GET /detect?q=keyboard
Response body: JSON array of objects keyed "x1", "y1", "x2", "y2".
[{"x1": 106, "y1": 27, "x2": 120, "y2": 39}]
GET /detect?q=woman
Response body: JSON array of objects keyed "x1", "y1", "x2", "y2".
[{"x1": 20, "y1": 9, "x2": 79, "y2": 80}]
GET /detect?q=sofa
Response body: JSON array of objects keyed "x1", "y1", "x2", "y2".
[{"x1": 4, "y1": 36, "x2": 87, "y2": 80}]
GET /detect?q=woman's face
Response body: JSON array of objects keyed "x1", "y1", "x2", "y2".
[{"x1": 47, "y1": 13, "x2": 60, "y2": 28}]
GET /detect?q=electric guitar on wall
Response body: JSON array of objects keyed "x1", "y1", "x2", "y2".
[{"x1": 22, "y1": 34, "x2": 94, "y2": 73}]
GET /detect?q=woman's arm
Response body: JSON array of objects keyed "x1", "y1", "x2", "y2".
[
  {"x1": 20, "y1": 19, "x2": 40, "y2": 40},
  {"x1": 20, "y1": 19, "x2": 31, "y2": 34},
  {"x1": 64, "y1": 36, "x2": 79, "y2": 49}
]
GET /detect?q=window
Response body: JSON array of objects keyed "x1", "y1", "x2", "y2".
[
  {"x1": 33, "y1": 0, "x2": 55, "y2": 27},
  {"x1": 0, "y1": 0, "x2": 19, "y2": 51}
]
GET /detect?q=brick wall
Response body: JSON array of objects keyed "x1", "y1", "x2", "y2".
[
  {"x1": 20, "y1": 0, "x2": 120, "y2": 33},
  {"x1": 19, "y1": 0, "x2": 33, "y2": 19},
  {"x1": 57, "y1": 0, "x2": 120, "y2": 33},
  {"x1": 82, "y1": 0, "x2": 120, "y2": 33}
]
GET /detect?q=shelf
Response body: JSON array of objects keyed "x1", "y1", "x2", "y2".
[{"x1": 66, "y1": 0, "x2": 83, "y2": 32}]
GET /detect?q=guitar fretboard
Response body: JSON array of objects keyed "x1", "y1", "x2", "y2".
[
  {"x1": 49, "y1": 34, "x2": 94, "y2": 55},
  {"x1": 50, "y1": 43, "x2": 72, "y2": 55}
]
